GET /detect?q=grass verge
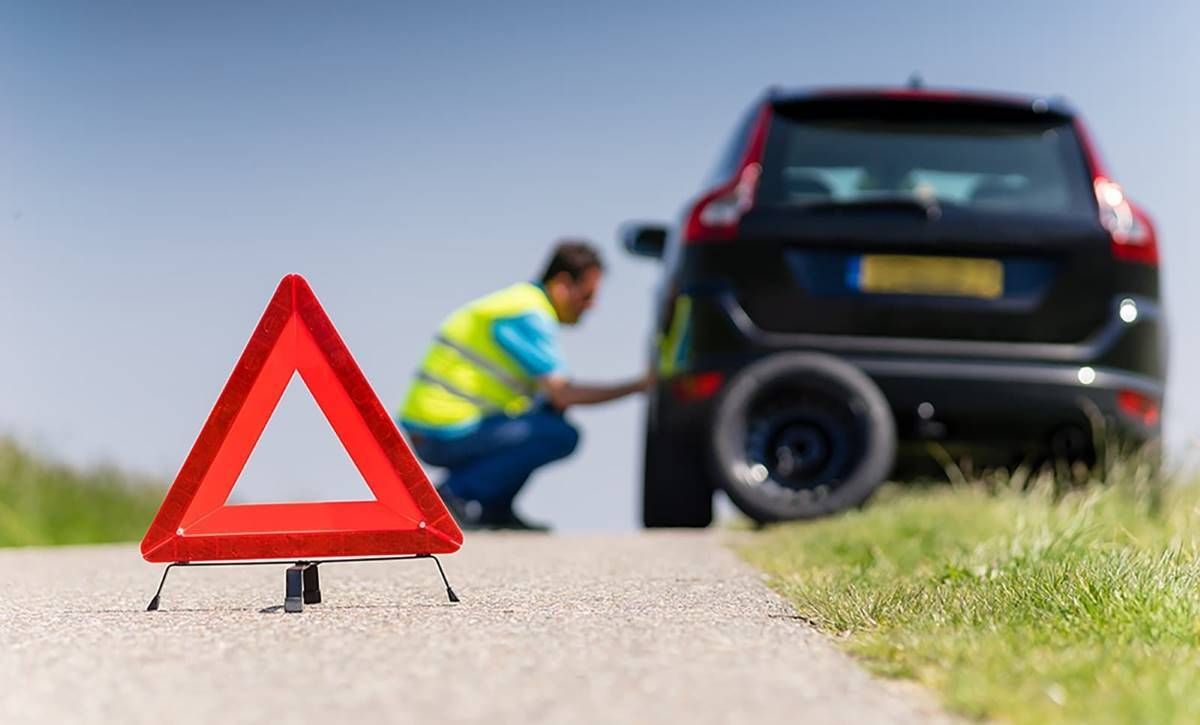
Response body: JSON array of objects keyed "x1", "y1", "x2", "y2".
[
  {"x1": 739, "y1": 459, "x2": 1200, "y2": 723},
  {"x1": 0, "y1": 436, "x2": 163, "y2": 546}
]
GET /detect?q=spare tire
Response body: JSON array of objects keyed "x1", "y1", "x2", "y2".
[{"x1": 710, "y1": 353, "x2": 896, "y2": 523}]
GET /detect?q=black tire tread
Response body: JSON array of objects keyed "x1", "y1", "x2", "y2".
[{"x1": 642, "y1": 416, "x2": 714, "y2": 528}]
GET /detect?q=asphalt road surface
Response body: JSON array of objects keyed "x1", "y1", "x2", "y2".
[{"x1": 1, "y1": 532, "x2": 950, "y2": 724}]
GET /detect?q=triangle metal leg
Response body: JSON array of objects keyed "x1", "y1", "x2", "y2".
[{"x1": 146, "y1": 563, "x2": 179, "y2": 612}]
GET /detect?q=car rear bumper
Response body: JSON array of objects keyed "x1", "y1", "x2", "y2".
[
  {"x1": 662, "y1": 290, "x2": 1165, "y2": 451},
  {"x1": 658, "y1": 357, "x2": 1161, "y2": 450},
  {"x1": 714, "y1": 291, "x2": 1165, "y2": 376},
  {"x1": 847, "y1": 356, "x2": 1162, "y2": 448}
]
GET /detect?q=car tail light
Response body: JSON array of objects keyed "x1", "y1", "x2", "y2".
[
  {"x1": 671, "y1": 371, "x2": 725, "y2": 401},
  {"x1": 1117, "y1": 389, "x2": 1161, "y2": 427},
  {"x1": 683, "y1": 104, "x2": 773, "y2": 244},
  {"x1": 1094, "y1": 177, "x2": 1158, "y2": 265}
]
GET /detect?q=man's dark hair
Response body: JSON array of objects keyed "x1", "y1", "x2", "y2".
[{"x1": 539, "y1": 239, "x2": 605, "y2": 283}]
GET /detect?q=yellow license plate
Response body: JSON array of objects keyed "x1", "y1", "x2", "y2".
[{"x1": 858, "y1": 255, "x2": 1003, "y2": 299}]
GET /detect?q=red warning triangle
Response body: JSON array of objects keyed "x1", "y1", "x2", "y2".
[{"x1": 141, "y1": 274, "x2": 463, "y2": 563}]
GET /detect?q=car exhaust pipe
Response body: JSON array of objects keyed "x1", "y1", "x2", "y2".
[{"x1": 1048, "y1": 424, "x2": 1094, "y2": 464}]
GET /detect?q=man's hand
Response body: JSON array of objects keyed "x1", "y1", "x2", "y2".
[{"x1": 539, "y1": 372, "x2": 652, "y2": 411}]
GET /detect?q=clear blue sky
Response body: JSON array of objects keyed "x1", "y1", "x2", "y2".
[{"x1": 3, "y1": 1, "x2": 1197, "y2": 529}]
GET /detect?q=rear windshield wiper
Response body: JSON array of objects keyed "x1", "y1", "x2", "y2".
[{"x1": 788, "y1": 194, "x2": 943, "y2": 220}]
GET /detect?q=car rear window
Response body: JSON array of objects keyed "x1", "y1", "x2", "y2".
[{"x1": 758, "y1": 100, "x2": 1096, "y2": 216}]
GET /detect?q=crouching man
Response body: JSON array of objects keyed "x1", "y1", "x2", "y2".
[{"x1": 398, "y1": 241, "x2": 649, "y2": 531}]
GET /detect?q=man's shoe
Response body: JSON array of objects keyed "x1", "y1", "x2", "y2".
[
  {"x1": 478, "y1": 507, "x2": 553, "y2": 532},
  {"x1": 436, "y1": 484, "x2": 487, "y2": 530}
]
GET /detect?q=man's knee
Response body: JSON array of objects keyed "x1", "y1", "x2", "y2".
[{"x1": 546, "y1": 419, "x2": 580, "y2": 460}]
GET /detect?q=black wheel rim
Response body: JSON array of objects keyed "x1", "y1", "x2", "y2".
[{"x1": 739, "y1": 383, "x2": 868, "y2": 497}]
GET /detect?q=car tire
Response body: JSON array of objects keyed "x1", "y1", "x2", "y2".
[
  {"x1": 641, "y1": 410, "x2": 714, "y2": 528},
  {"x1": 709, "y1": 353, "x2": 896, "y2": 523}
]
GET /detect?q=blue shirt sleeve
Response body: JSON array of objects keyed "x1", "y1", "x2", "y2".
[{"x1": 492, "y1": 312, "x2": 566, "y2": 378}]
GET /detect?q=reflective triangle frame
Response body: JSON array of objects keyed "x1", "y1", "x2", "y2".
[{"x1": 141, "y1": 274, "x2": 463, "y2": 563}]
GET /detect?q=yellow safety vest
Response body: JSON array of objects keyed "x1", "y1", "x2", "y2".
[{"x1": 399, "y1": 282, "x2": 558, "y2": 433}]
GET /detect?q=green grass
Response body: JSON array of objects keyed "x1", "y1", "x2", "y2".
[
  {"x1": 740, "y1": 457, "x2": 1200, "y2": 724},
  {"x1": 0, "y1": 436, "x2": 164, "y2": 546}
]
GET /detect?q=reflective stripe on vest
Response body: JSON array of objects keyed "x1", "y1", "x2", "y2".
[
  {"x1": 414, "y1": 371, "x2": 498, "y2": 412},
  {"x1": 433, "y1": 334, "x2": 537, "y2": 397}
]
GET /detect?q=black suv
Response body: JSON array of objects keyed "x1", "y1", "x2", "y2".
[{"x1": 624, "y1": 86, "x2": 1165, "y2": 527}]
